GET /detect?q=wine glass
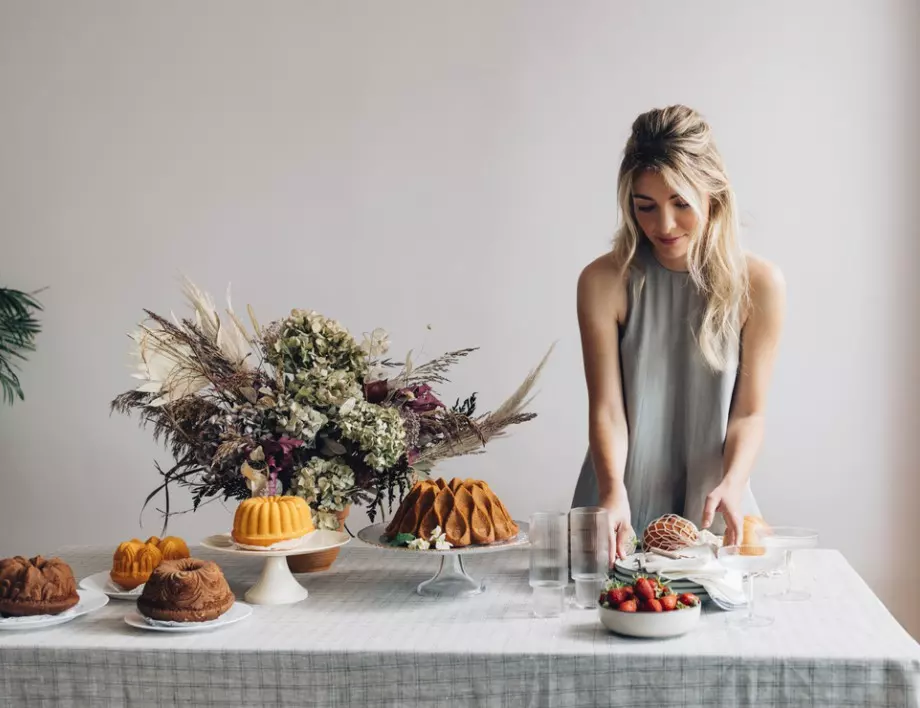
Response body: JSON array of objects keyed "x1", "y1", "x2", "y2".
[
  {"x1": 761, "y1": 527, "x2": 819, "y2": 601},
  {"x1": 716, "y1": 545, "x2": 784, "y2": 628}
]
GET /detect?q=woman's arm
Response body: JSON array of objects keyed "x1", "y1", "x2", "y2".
[
  {"x1": 577, "y1": 255, "x2": 632, "y2": 561},
  {"x1": 702, "y1": 256, "x2": 787, "y2": 545}
]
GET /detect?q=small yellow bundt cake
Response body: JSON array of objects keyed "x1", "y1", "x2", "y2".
[
  {"x1": 145, "y1": 536, "x2": 191, "y2": 561},
  {"x1": 110, "y1": 539, "x2": 163, "y2": 590},
  {"x1": 231, "y1": 496, "x2": 315, "y2": 547},
  {"x1": 385, "y1": 478, "x2": 519, "y2": 547}
]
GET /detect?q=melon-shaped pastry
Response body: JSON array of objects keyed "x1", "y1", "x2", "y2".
[
  {"x1": 642, "y1": 514, "x2": 700, "y2": 552},
  {"x1": 231, "y1": 496, "x2": 315, "y2": 547},
  {"x1": 110, "y1": 539, "x2": 163, "y2": 590},
  {"x1": 385, "y1": 478, "x2": 519, "y2": 547},
  {"x1": 145, "y1": 536, "x2": 191, "y2": 561}
]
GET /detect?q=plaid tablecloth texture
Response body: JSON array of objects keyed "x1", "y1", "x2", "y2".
[{"x1": 0, "y1": 544, "x2": 917, "y2": 707}]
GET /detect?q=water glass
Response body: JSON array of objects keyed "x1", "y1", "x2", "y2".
[
  {"x1": 529, "y1": 511, "x2": 568, "y2": 618},
  {"x1": 569, "y1": 507, "x2": 609, "y2": 609}
]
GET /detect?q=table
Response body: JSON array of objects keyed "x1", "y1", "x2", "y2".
[{"x1": 1, "y1": 545, "x2": 918, "y2": 707}]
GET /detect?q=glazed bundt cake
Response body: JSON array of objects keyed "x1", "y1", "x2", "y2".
[
  {"x1": 231, "y1": 496, "x2": 315, "y2": 547},
  {"x1": 110, "y1": 539, "x2": 163, "y2": 590},
  {"x1": 146, "y1": 536, "x2": 191, "y2": 561},
  {"x1": 385, "y1": 478, "x2": 519, "y2": 547},
  {"x1": 0, "y1": 556, "x2": 80, "y2": 617},
  {"x1": 137, "y1": 558, "x2": 234, "y2": 622}
]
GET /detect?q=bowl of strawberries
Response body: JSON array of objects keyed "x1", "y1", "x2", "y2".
[{"x1": 598, "y1": 576, "x2": 701, "y2": 638}]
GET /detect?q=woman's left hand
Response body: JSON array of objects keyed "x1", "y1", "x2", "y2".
[{"x1": 702, "y1": 479, "x2": 744, "y2": 546}]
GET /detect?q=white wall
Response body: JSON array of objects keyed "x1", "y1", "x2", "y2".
[{"x1": 2, "y1": 1, "x2": 918, "y2": 638}]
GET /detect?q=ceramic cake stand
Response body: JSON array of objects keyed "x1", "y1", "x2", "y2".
[
  {"x1": 200, "y1": 530, "x2": 349, "y2": 605},
  {"x1": 357, "y1": 522, "x2": 529, "y2": 597}
]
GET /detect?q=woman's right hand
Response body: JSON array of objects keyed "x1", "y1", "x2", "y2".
[{"x1": 601, "y1": 486, "x2": 635, "y2": 565}]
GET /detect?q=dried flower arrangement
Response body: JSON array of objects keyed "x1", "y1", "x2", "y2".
[{"x1": 112, "y1": 279, "x2": 551, "y2": 532}]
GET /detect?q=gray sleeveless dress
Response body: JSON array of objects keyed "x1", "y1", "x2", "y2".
[{"x1": 571, "y1": 242, "x2": 760, "y2": 535}]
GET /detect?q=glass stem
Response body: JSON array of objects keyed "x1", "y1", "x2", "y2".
[
  {"x1": 746, "y1": 573, "x2": 756, "y2": 621},
  {"x1": 785, "y1": 550, "x2": 795, "y2": 594}
]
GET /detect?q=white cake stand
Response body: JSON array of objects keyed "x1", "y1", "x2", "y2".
[
  {"x1": 200, "y1": 530, "x2": 349, "y2": 606},
  {"x1": 357, "y1": 522, "x2": 528, "y2": 597}
]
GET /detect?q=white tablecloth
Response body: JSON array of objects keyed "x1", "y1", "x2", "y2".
[{"x1": 0, "y1": 545, "x2": 917, "y2": 707}]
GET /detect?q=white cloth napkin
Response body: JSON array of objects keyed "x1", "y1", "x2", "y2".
[{"x1": 641, "y1": 551, "x2": 747, "y2": 607}]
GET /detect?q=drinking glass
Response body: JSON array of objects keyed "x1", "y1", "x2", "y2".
[
  {"x1": 716, "y1": 545, "x2": 784, "y2": 628},
  {"x1": 762, "y1": 526, "x2": 819, "y2": 601},
  {"x1": 529, "y1": 512, "x2": 568, "y2": 618},
  {"x1": 569, "y1": 507, "x2": 609, "y2": 609}
]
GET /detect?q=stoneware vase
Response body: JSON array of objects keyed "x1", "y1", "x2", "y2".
[{"x1": 286, "y1": 506, "x2": 350, "y2": 573}]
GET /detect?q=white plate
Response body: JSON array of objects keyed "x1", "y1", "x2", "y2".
[
  {"x1": 79, "y1": 571, "x2": 145, "y2": 600},
  {"x1": 0, "y1": 589, "x2": 109, "y2": 631},
  {"x1": 200, "y1": 530, "x2": 350, "y2": 558},
  {"x1": 124, "y1": 601, "x2": 252, "y2": 633},
  {"x1": 599, "y1": 602, "x2": 701, "y2": 638},
  {"x1": 610, "y1": 572, "x2": 706, "y2": 592},
  {"x1": 357, "y1": 522, "x2": 529, "y2": 556}
]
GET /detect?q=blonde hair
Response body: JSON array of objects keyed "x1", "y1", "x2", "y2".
[{"x1": 611, "y1": 105, "x2": 749, "y2": 371}]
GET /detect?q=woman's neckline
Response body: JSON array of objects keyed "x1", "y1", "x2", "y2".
[{"x1": 641, "y1": 240, "x2": 690, "y2": 274}]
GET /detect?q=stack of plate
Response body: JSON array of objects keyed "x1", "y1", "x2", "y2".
[{"x1": 611, "y1": 554, "x2": 710, "y2": 602}]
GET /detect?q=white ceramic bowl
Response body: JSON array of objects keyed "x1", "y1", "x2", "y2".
[{"x1": 598, "y1": 603, "x2": 701, "y2": 638}]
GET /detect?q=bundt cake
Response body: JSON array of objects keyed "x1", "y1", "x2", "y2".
[
  {"x1": 231, "y1": 496, "x2": 314, "y2": 547},
  {"x1": 146, "y1": 536, "x2": 191, "y2": 561},
  {"x1": 385, "y1": 478, "x2": 519, "y2": 547},
  {"x1": 642, "y1": 514, "x2": 700, "y2": 552},
  {"x1": 137, "y1": 558, "x2": 234, "y2": 623},
  {"x1": 110, "y1": 539, "x2": 163, "y2": 590},
  {"x1": 0, "y1": 556, "x2": 80, "y2": 617}
]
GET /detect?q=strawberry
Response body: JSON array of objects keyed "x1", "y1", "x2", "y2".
[
  {"x1": 645, "y1": 598, "x2": 663, "y2": 612},
  {"x1": 679, "y1": 593, "x2": 700, "y2": 607},
  {"x1": 617, "y1": 599, "x2": 638, "y2": 613},
  {"x1": 634, "y1": 577, "x2": 655, "y2": 601},
  {"x1": 607, "y1": 587, "x2": 630, "y2": 605},
  {"x1": 623, "y1": 585, "x2": 635, "y2": 598},
  {"x1": 598, "y1": 592, "x2": 609, "y2": 607},
  {"x1": 647, "y1": 577, "x2": 659, "y2": 590},
  {"x1": 659, "y1": 594, "x2": 678, "y2": 611}
]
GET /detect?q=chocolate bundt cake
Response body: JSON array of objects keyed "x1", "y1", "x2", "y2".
[
  {"x1": 137, "y1": 558, "x2": 234, "y2": 622},
  {"x1": 385, "y1": 478, "x2": 519, "y2": 547},
  {"x1": 0, "y1": 556, "x2": 80, "y2": 617}
]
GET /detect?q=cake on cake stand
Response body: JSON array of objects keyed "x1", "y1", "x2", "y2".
[
  {"x1": 357, "y1": 522, "x2": 528, "y2": 597},
  {"x1": 200, "y1": 530, "x2": 349, "y2": 605}
]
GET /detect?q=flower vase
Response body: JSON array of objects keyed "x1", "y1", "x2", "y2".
[{"x1": 287, "y1": 506, "x2": 350, "y2": 573}]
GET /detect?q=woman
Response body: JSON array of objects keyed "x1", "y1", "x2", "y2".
[{"x1": 571, "y1": 105, "x2": 786, "y2": 563}]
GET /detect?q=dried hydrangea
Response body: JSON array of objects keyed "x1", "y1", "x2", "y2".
[
  {"x1": 271, "y1": 310, "x2": 368, "y2": 380},
  {"x1": 337, "y1": 398, "x2": 407, "y2": 471},
  {"x1": 290, "y1": 457, "x2": 355, "y2": 530},
  {"x1": 290, "y1": 366, "x2": 362, "y2": 408},
  {"x1": 271, "y1": 394, "x2": 327, "y2": 442}
]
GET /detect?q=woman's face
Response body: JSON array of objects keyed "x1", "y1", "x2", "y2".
[{"x1": 631, "y1": 169, "x2": 707, "y2": 269}]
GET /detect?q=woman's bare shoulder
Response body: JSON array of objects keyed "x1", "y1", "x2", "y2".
[
  {"x1": 745, "y1": 253, "x2": 786, "y2": 305},
  {"x1": 578, "y1": 252, "x2": 628, "y2": 322}
]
